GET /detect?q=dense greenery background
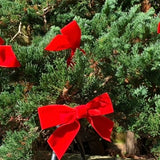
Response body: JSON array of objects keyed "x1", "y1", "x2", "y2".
[{"x1": 0, "y1": 0, "x2": 160, "y2": 159}]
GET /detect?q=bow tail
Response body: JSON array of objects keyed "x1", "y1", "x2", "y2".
[
  {"x1": 67, "y1": 50, "x2": 75, "y2": 67},
  {"x1": 47, "y1": 120, "x2": 80, "y2": 160},
  {"x1": 87, "y1": 116, "x2": 114, "y2": 142},
  {"x1": 0, "y1": 37, "x2": 5, "y2": 45},
  {"x1": 79, "y1": 48, "x2": 86, "y2": 54}
]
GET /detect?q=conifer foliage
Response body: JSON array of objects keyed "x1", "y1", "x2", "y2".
[{"x1": 0, "y1": 0, "x2": 160, "y2": 159}]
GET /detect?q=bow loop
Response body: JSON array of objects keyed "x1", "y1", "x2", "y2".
[
  {"x1": 61, "y1": 20, "x2": 81, "y2": 49},
  {"x1": 0, "y1": 45, "x2": 20, "y2": 67},
  {"x1": 87, "y1": 93, "x2": 114, "y2": 116},
  {"x1": 38, "y1": 105, "x2": 76, "y2": 129}
]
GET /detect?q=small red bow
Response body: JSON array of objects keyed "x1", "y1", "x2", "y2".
[
  {"x1": 0, "y1": 37, "x2": 20, "y2": 67},
  {"x1": 45, "y1": 20, "x2": 85, "y2": 67},
  {"x1": 157, "y1": 22, "x2": 160, "y2": 34},
  {"x1": 38, "y1": 93, "x2": 114, "y2": 160}
]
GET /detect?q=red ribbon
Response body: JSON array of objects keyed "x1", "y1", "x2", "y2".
[
  {"x1": 0, "y1": 37, "x2": 5, "y2": 45},
  {"x1": 45, "y1": 20, "x2": 85, "y2": 67},
  {"x1": 38, "y1": 93, "x2": 114, "y2": 160},
  {"x1": 158, "y1": 22, "x2": 160, "y2": 34},
  {"x1": 0, "y1": 37, "x2": 20, "y2": 67}
]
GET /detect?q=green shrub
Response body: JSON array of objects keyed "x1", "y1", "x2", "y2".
[{"x1": 0, "y1": 0, "x2": 160, "y2": 159}]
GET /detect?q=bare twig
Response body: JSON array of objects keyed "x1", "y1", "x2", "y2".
[
  {"x1": 10, "y1": 22, "x2": 28, "y2": 42},
  {"x1": 36, "y1": 5, "x2": 54, "y2": 26}
]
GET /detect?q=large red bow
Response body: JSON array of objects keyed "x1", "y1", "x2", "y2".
[
  {"x1": 45, "y1": 20, "x2": 85, "y2": 67},
  {"x1": 0, "y1": 37, "x2": 20, "y2": 67},
  {"x1": 38, "y1": 93, "x2": 114, "y2": 160}
]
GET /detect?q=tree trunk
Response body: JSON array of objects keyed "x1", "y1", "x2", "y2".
[{"x1": 126, "y1": 130, "x2": 137, "y2": 155}]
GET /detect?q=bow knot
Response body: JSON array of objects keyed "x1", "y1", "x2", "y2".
[
  {"x1": 75, "y1": 104, "x2": 88, "y2": 119},
  {"x1": 38, "y1": 93, "x2": 114, "y2": 160}
]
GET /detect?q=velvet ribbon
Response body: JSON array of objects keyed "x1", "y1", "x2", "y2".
[
  {"x1": 45, "y1": 20, "x2": 85, "y2": 67},
  {"x1": 0, "y1": 37, "x2": 20, "y2": 67},
  {"x1": 158, "y1": 22, "x2": 160, "y2": 34},
  {"x1": 38, "y1": 93, "x2": 114, "y2": 160}
]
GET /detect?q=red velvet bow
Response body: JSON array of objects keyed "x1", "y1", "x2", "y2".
[
  {"x1": 38, "y1": 93, "x2": 114, "y2": 160},
  {"x1": 45, "y1": 20, "x2": 85, "y2": 67},
  {"x1": 0, "y1": 37, "x2": 20, "y2": 67},
  {"x1": 157, "y1": 22, "x2": 160, "y2": 34}
]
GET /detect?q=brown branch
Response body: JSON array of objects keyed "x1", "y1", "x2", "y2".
[{"x1": 10, "y1": 22, "x2": 28, "y2": 42}]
